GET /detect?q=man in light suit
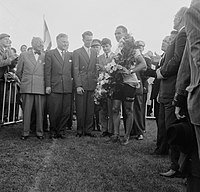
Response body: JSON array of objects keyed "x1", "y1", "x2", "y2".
[
  {"x1": 16, "y1": 37, "x2": 45, "y2": 140},
  {"x1": 158, "y1": 7, "x2": 188, "y2": 177},
  {"x1": 45, "y1": 33, "x2": 73, "y2": 139},
  {"x1": 97, "y1": 38, "x2": 115, "y2": 137},
  {"x1": 73, "y1": 31, "x2": 98, "y2": 137}
]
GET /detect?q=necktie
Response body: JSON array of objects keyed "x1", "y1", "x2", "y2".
[
  {"x1": 61, "y1": 50, "x2": 65, "y2": 60},
  {"x1": 87, "y1": 48, "x2": 90, "y2": 58},
  {"x1": 106, "y1": 53, "x2": 108, "y2": 58}
]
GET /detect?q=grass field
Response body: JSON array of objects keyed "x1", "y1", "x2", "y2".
[{"x1": 0, "y1": 120, "x2": 186, "y2": 192}]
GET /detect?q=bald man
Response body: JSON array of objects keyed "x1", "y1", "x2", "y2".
[{"x1": 16, "y1": 37, "x2": 45, "y2": 140}]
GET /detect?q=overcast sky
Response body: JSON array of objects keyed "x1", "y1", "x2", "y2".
[{"x1": 0, "y1": 0, "x2": 191, "y2": 54}]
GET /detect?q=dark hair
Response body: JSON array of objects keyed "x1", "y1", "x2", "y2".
[
  {"x1": 116, "y1": 25, "x2": 128, "y2": 34},
  {"x1": 11, "y1": 47, "x2": 17, "y2": 53},
  {"x1": 56, "y1": 33, "x2": 68, "y2": 41},
  {"x1": 170, "y1": 30, "x2": 178, "y2": 35},
  {"x1": 82, "y1": 31, "x2": 93, "y2": 39},
  {"x1": 27, "y1": 47, "x2": 33, "y2": 51},
  {"x1": 20, "y1": 44, "x2": 27, "y2": 50},
  {"x1": 101, "y1": 38, "x2": 111, "y2": 46}
]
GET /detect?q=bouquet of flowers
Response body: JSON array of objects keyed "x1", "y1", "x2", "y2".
[{"x1": 94, "y1": 34, "x2": 140, "y2": 105}]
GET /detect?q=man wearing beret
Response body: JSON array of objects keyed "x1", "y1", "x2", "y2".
[{"x1": 0, "y1": 33, "x2": 16, "y2": 123}]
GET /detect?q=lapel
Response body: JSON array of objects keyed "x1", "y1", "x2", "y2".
[
  {"x1": 54, "y1": 48, "x2": 64, "y2": 65},
  {"x1": 80, "y1": 47, "x2": 90, "y2": 64},
  {"x1": 28, "y1": 52, "x2": 37, "y2": 66},
  {"x1": 34, "y1": 54, "x2": 44, "y2": 72}
]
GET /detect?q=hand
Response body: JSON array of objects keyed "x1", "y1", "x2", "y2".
[
  {"x1": 46, "y1": 87, "x2": 51, "y2": 94},
  {"x1": 122, "y1": 67, "x2": 130, "y2": 74},
  {"x1": 175, "y1": 107, "x2": 185, "y2": 120},
  {"x1": 96, "y1": 64, "x2": 105, "y2": 71},
  {"x1": 77, "y1": 87, "x2": 84, "y2": 95},
  {"x1": 156, "y1": 68, "x2": 164, "y2": 79}
]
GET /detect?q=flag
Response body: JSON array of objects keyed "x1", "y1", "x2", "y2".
[{"x1": 43, "y1": 19, "x2": 52, "y2": 51}]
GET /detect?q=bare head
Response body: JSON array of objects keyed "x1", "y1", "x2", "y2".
[
  {"x1": 56, "y1": 33, "x2": 69, "y2": 51},
  {"x1": 173, "y1": 7, "x2": 188, "y2": 30},
  {"x1": 82, "y1": 31, "x2": 93, "y2": 48},
  {"x1": 115, "y1": 25, "x2": 128, "y2": 42},
  {"x1": 31, "y1": 37, "x2": 44, "y2": 53}
]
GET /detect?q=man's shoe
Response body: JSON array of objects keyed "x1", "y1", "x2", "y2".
[
  {"x1": 101, "y1": 132, "x2": 110, "y2": 137},
  {"x1": 105, "y1": 135, "x2": 119, "y2": 144},
  {"x1": 85, "y1": 133, "x2": 96, "y2": 137},
  {"x1": 160, "y1": 169, "x2": 177, "y2": 178},
  {"x1": 121, "y1": 137, "x2": 129, "y2": 145},
  {"x1": 137, "y1": 135, "x2": 143, "y2": 140},
  {"x1": 76, "y1": 133, "x2": 82, "y2": 137},
  {"x1": 37, "y1": 136, "x2": 44, "y2": 140},
  {"x1": 21, "y1": 136, "x2": 28, "y2": 140},
  {"x1": 49, "y1": 134, "x2": 56, "y2": 139},
  {"x1": 57, "y1": 134, "x2": 66, "y2": 139}
]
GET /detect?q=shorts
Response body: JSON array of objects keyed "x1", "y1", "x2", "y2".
[{"x1": 112, "y1": 83, "x2": 136, "y2": 101}]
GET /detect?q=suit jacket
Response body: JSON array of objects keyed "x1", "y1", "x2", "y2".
[
  {"x1": 16, "y1": 51, "x2": 45, "y2": 94},
  {"x1": 0, "y1": 46, "x2": 11, "y2": 79},
  {"x1": 73, "y1": 47, "x2": 97, "y2": 91},
  {"x1": 98, "y1": 52, "x2": 115, "y2": 66},
  {"x1": 159, "y1": 28, "x2": 187, "y2": 103},
  {"x1": 44, "y1": 49, "x2": 73, "y2": 94},
  {"x1": 184, "y1": 4, "x2": 200, "y2": 125}
]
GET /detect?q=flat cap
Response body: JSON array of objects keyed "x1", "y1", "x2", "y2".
[
  {"x1": 91, "y1": 39, "x2": 101, "y2": 47},
  {"x1": 0, "y1": 33, "x2": 10, "y2": 40},
  {"x1": 135, "y1": 40, "x2": 145, "y2": 47}
]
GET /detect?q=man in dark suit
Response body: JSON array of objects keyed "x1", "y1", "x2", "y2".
[
  {"x1": 158, "y1": 7, "x2": 188, "y2": 177},
  {"x1": 73, "y1": 31, "x2": 98, "y2": 137},
  {"x1": 16, "y1": 37, "x2": 45, "y2": 140},
  {"x1": 45, "y1": 33, "x2": 73, "y2": 139},
  {"x1": 176, "y1": 2, "x2": 200, "y2": 190}
]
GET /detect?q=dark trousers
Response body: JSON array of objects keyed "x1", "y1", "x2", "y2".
[
  {"x1": 142, "y1": 93, "x2": 147, "y2": 131},
  {"x1": 0, "y1": 80, "x2": 4, "y2": 123},
  {"x1": 158, "y1": 101, "x2": 179, "y2": 170},
  {"x1": 75, "y1": 90, "x2": 94, "y2": 135},
  {"x1": 131, "y1": 95, "x2": 144, "y2": 136},
  {"x1": 47, "y1": 93, "x2": 72, "y2": 135},
  {"x1": 31, "y1": 99, "x2": 48, "y2": 132},
  {"x1": 21, "y1": 94, "x2": 45, "y2": 137}
]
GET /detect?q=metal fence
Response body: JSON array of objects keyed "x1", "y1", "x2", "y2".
[{"x1": 0, "y1": 79, "x2": 22, "y2": 126}]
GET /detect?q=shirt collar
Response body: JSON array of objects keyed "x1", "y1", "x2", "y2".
[{"x1": 104, "y1": 52, "x2": 111, "y2": 58}]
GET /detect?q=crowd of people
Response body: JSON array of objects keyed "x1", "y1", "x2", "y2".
[{"x1": 0, "y1": 0, "x2": 200, "y2": 191}]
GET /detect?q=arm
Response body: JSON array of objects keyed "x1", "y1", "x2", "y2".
[
  {"x1": 131, "y1": 55, "x2": 147, "y2": 73},
  {"x1": 72, "y1": 50, "x2": 82, "y2": 88},
  {"x1": 72, "y1": 50, "x2": 84, "y2": 94},
  {"x1": 44, "y1": 51, "x2": 52, "y2": 94},
  {"x1": 16, "y1": 54, "x2": 24, "y2": 81},
  {"x1": 185, "y1": 6, "x2": 200, "y2": 67},
  {"x1": 160, "y1": 31, "x2": 187, "y2": 77},
  {"x1": 0, "y1": 53, "x2": 11, "y2": 68}
]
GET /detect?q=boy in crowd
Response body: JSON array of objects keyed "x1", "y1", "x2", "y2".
[{"x1": 97, "y1": 38, "x2": 115, "y2": 137}]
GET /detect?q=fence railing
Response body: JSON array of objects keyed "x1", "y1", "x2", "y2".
[{"x1": 0, "y1": 79, "x2": 22, "y2": 126}]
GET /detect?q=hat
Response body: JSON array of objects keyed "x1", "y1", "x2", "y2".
[
  {"x1": 0, "y1": 33, "x2": 10, "y2": 40},
  {"x1": 101, "y1": 38, "x2": 111, "y2": 46},
  {"x1": 91, "y1": 39, "x2": 101, "y2": 47},
  {"x1": 135, "y1": 40, "x2": 145, "y2": 47}
]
